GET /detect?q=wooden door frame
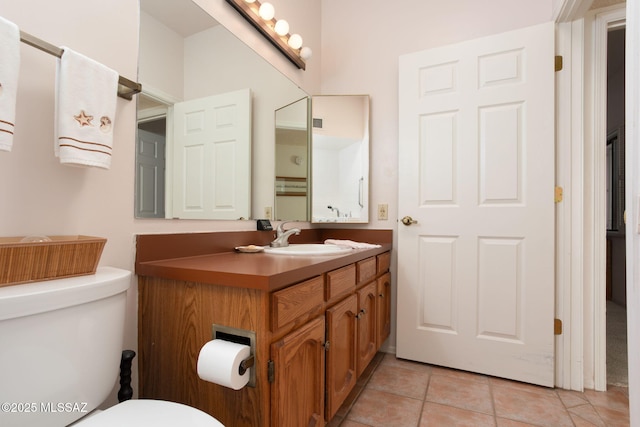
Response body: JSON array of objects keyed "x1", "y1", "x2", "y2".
[
  {"x1": 557, "y1": 1, "x2": 626, "y2": 393},
  {"x1": 588, "y1": 4, "x2": 626, "y2": 392},
  {"x1": 624, "y1": 3, "x2": 640, "y2": 426},
  {"x1": 555, "y1": 4, "x2": 638, "y2": 424}
]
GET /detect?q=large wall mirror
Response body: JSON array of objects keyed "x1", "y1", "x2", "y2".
[
  {"x1": 136, "y1": 0, "x2": 370, "y2": 223},
  {"x1": 136, "y1": 0, "x2": 307, "y2": 220}
]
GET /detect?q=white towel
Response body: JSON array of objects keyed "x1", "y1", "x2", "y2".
[
  {"x1": 0, "y1": 16, "x2": 20, "y2": 152},
  {"x1": 55, "y1": 47, "x2": 118, "y2": 169},
  {"x1": 324, "y1": 239, "x2": 381, "y2": 249}
]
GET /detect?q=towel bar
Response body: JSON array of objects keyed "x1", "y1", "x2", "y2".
[{"x1": 19, "y1": 30, "x2": 141, "y2": 100}]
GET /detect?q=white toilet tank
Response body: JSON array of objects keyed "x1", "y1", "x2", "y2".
[{"x1": 0, "y1": 267, "x2": 131, "y2": 427}]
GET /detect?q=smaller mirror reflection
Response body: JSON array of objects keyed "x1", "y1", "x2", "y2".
[
  {"x1": 274, "y1": 97, "x2": 310, "y2": 221},
  {"x1": 311, "y1": 95, "x2": 370, "y2": 223}
]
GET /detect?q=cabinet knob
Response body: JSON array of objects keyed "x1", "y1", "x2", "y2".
[
  {"x1": 355, "y1": 312, "x2": 363, "y2": 319},
  {"x1": 360, "y1": 308, "x2": 367, "y2": 315},
  {"x1": 323, "y1": 340, "x2": 330, "y2": 351},
  {"x1": 379, "y1": 293, "x2": 384, "y2": 298}
]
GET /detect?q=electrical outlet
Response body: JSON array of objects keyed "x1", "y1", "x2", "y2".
[
  {"x1": 264, "y1": 206, "x2": 273, "y2": 220},
  {"x1": 378, "y1": 204, "x2": 388, "y2": 220}
]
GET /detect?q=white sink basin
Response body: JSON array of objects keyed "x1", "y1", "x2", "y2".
[{"x1": 264, "y1": 244, "x2": 352, "y2": 256}]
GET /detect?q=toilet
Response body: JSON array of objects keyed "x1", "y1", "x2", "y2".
[{"x1": 0, "y1": 267, "x2": 224, "y2": 427}]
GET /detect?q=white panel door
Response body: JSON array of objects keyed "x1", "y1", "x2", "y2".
[
  {"x1": 172, "y1": 89, "x2": 251, "y2": 220},
  {"x1": 397, "y1": 22, "x2": 556, "y2": 386},
  {"x1": 136, "y1": 128, "x2": 165, "y2": 219}
]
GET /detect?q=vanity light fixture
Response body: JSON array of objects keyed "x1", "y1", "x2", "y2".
[
  {"x1": 258, "y1": 2, "x2": 275, "y2": 20},
  {"x1": 274, "y1": 19, "x2": 289, "y2": 36},
  {"x1": 225, "y1": 0, "x2": 310, "y2": 70}
]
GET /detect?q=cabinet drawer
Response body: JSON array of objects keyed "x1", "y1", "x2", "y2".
[
  {"x1": 326, "y1": 264, "x2": 356, "y2": 302},
  {"x1": 271, "y1": 276, "x2": 324, "y2": 331},
  {"x1": 377, "y1": 252, "x2": 391, "y2": 274},
  {"x1": 356, "y1": 257, "x2": 377, "y2": 284}
]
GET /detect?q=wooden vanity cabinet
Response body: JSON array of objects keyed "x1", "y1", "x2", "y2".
[
  {"x1": 270, "y1": 277, "x2": 326, "y2": 427},
  {"x1": 356, "y1": 281, "x2": 378, "y2": 377},
  {"x1": 138, "y1": 250, "x2": 391, "y2": 427},
  {"x1": 325, "y1": 293, "x2": 358, "y2": 420},
  {"x1": 376, "y1": 272, "x2": 392, "y2": 347},
  {"x1": 271, "y1": 316, "x2": 325, "y2": 427},
  {"x1": 355, "y1": 257, "x2": 379, "y2": 377}
]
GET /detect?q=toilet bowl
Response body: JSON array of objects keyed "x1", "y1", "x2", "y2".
[
  {"x1": 0, "y1": 267, "x2": 224, "y2": 427},
  {"x1": 72, "y1": 400, "x2": 223, "y2": 427}
]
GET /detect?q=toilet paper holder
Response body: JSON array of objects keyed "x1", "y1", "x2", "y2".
[
  {"x1": 238, "y1": 355, "x2": 254, "y2": 375},
  {"x1": 212, "y1": 324, "x2": 257, "y2": 387}
]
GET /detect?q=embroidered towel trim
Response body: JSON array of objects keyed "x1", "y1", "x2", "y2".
[
  {"x1": 0, "y1": 16, "x2": 20, "y2": 152},
  {"x1": 55, "y1": 47, "x2": 118, "y2": 168}
]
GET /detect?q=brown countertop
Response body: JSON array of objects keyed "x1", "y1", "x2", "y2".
[
  {"x1": 135, "y1": 229, "x2": 393, "y2": 292},
  {"x1": 136, "y1": 244, "x2": 391, "y2": 292}
]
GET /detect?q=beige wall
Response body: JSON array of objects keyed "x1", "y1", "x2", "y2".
[
  {"x1": 0, "y1": 0, "x2": 140, "y2": 407},
  {"x1": 0, "y1": 0, "x2": 554, "y2": 407},
  {"x1": 319, "y1": 0, "x2": 554, "y2": 230}
]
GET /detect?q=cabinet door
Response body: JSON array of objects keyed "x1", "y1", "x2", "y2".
[
  {"x1": 271, "y1": 316, "x2": 325, "y2": 427},
  {"x1": 357, "y1": 281, "x2": 378, "y2": 377},
  {"x1": 325, "y1": 294, "x2": 357, "y2": 421},
  {"x1": 376, "y1": 272, "x2": 392, "y2": 348}
]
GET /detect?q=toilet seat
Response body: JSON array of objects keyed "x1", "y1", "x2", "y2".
[{"x1": 73, "y1": 399, "x2": 224, "y2": 427}]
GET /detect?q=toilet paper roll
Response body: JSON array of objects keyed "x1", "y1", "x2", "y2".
[{"x1": 197, "y1": 339, "x2": 251, "y2": 390}]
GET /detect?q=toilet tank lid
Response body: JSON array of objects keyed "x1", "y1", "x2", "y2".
[{"x1": 0, "y1": 267, "x2": 131, "y2": 321}]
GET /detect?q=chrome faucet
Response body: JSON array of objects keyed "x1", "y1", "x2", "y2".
[
  {"x1": 327, "y1": 205, "x2": 341, "y2": 217},
  {"x1": 270, "y1": 221, "x2": 301, "y2": 247}
]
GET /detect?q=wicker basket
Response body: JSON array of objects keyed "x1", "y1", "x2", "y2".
[{"x1": 0, "y1": 235, "x2": 106, "y2": 287}]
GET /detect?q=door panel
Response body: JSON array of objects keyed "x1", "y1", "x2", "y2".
[
  {"x1": 172, "y1": 89, "x2": 251, "y2": 220},
  {"x1": 397, "y1": 22, "x2": 555, "y2": 387},
  {"x1": 325, "y1": 294, "x2": 357, "y2": 421},
  {"x1": 136, "y1": 128, "x2": 166, "y2": 218},
  {"x1": 357, "y1": 281, "x2": 378, "y2": 377},
  {"x1": 271, "y1": 316, "x2": 325, "y2": 427},
  {"x1": 376, "y1": 272, "x2": 391, "y2": 348}
]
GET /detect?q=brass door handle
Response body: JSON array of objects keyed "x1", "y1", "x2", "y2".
[{"x1": 401, "y1": 215, "x2": 417, "y2": 226}]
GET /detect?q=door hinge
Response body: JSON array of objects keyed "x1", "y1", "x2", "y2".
[
  {"x1": 554, "y1": 318, "x2": 563, "y2": 335},
  {"x1": 555, "y1": 55, "x2": 563, "y2": 72},
  {"x1": 267, "y1": 360, "x2": 275, "y2": 383},
  {"x1": 555, "y1": 186, "x2": 563, "y2": 203}
]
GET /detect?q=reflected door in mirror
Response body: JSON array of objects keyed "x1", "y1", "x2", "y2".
[
  {"x1": 136, "y1": 119, "x2": 166, "y2": 218},
  {"x1": 172, "y1": 89, "x2": 252, "y2": 220}
]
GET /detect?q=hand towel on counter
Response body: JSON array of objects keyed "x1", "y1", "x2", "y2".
[
  {"x1": 324, "y1": 239, "x2": 381, "y2": 249},
  {"x1": 55, "y1": 47, "x2": 118, "y2": 169},
  {"x1": 0, "y1": 16, "x2": 20, "y2": 152}
]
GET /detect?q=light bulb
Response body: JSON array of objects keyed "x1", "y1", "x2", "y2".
[
  {"x1": 288, "y1": 33, "x2": 303, "y2": 49},
  {"x1": 274, "y1": 19, "x2": 289, "y2": 36},
  {"x1": 300, "y1": 46, "x2": 312, "y2": 60},
  {"x1": 244, "y1": 0, "x2": 256, "y2": 3},
  {"x1": 259, "y1": 2, "x2": 275, "y2": 20}
]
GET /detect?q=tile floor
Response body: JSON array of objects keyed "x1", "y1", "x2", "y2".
[{"x1": 329, "y1": 353, "x2": 630, "y2": 427}]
